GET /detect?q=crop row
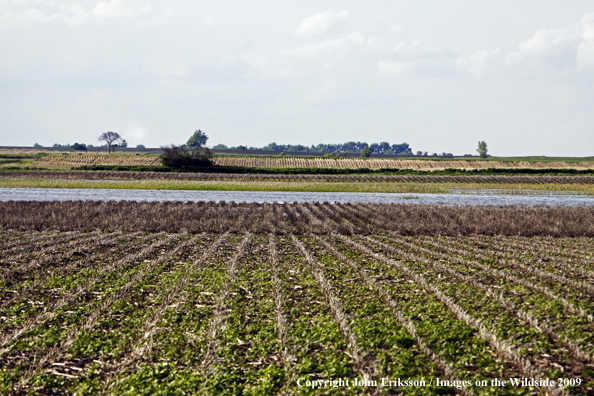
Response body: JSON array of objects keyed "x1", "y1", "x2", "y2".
[
  {"x1": 4, "y1": 202, "x2": 594, "y2": 238},
  {"x1": 5, "y1": 170, "x2": 594, "y2": 184},
  {"x1": 30, "y1": 156, "x2": 594, "y2": 171},
  {"x1": 1, "y1": 229, "x2": 593, "y2": 394}
]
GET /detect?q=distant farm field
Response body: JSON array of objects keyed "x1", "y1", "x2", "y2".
[{"x1": 30, "y1": 154, "x2": 594, "y2": 171}]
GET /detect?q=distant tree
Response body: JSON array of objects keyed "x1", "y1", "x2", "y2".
[
  {"x1": 212, "y1": 144, "x2": 228, "y2": 149},
  {"x1": 136, "y1": 144, "x2": 146, "y2": 149},
  {"x1": 120, "y1": 139, "x2": 128, "y2": 148},
  {"x1": 416, "y1": 151, "x2": 423, "y2": 156},
  {"x1": 263, "y1": 142, "x2": 279, "y2": 151},
  {"x1": 236, "y1": 145, "x2": 247, "y2": 150},
  {"x1": 33, "y1": 143, "x2": 42, "y2": 148},
  {"x1": 71, "y1": 143, "x2": 87, "y2": 151},
  {"x1": 187, "y1": 130, "x2": 209, "y2": 148},
  {"x1": 98, "y1": 131, "x2": 122, "y2": 153},
  {"x1": 391, "y1": 142, "x2": 412, "y2": 155},
  {"x1": 477, "y1": 141, "x2": 488, "y2": 158},
  {"x1": 361, "y1": 145, "x2": 372, "y2": 158}
]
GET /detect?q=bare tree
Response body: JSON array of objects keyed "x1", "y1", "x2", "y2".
[{"x1": 98, "y1": 131, "x2": 122, "y2": 153}]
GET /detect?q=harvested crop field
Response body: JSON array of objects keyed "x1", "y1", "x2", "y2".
[
  {"x1": 5, "y1": 171, "x2": 594, "y2": 184},
  {"x1": 31, "y1": 154, "x2": 594, "y2": 171},
  {"x1": 1, "y1": 202, "x2": 594, "y2": 395},
  {"x1": 3, "y1": 201, "x2": 594, "y2": 237},
  {"x1": 1, "y1": 227, "x2": 594, "y2": 395}
]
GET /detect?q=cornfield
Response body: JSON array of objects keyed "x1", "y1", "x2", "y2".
[
  {"x1": 33, "y1": 155, "x2": 594, "y2": 171},
  {"x1": 212, "y1": 157, "x2": 594, "y2": 171},
  {"x1": 1, "y1": 203, "x2": 593, "y2": 394},
  {"x1": 35, "y1": 155, "x2": 162, "y2": 167}
]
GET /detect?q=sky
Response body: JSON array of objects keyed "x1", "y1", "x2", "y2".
[{"x1": 1, "y1": 1, "x2": 593, "y2": 156}]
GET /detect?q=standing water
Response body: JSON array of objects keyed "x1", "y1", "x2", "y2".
[{"x1": 1, "y1": 187, "x2": 594, "y2": 206}]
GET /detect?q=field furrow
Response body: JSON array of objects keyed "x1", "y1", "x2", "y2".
[
  {"x1": 0, "y1": 230, "x2": 79, "y2": 258},
  {"x1": 1, "y1": 209, "x2": 593, "y2": 395},
  {"x1": 365, "y1": 236, "x2": 592, "y2": 379},
  {"x1": 313, "y1": 236, "x2": 462, "y2": 392},
  {"x1": 382, "y1": 236, "x2": 591, "y2": 364},
  {"x1": 336, "y1": 235, "x2": 563, "y2": 396},
  {"x1": 3, "y1": 233, "x2": 189, "y2": 393},
  {"x1": 110, "y1": 233, "x2": 245, "y2": 395},
  {"x1": 0, "y1": 231, "x2": 103, "y2": 281},
  {"x1": 389, "y1": 235, "x2": 593, "y2": 324},
  {"x1": 292, "y1": 235, "x2": 374, "y2": 388},
  {"x1": 469, "y1": 236, "x2": 594, "y2": 276},
  {"x1": 101, "y1": 232, "x2": 228, "y2": 389},
  {"x1": 383, "y1": 236, "x2": 594, "y2": 365},
  {"x1": 0, "y1": 231, "x2": 138, "y2": 316},
  {"x1": 419, "y1": 237, "x2": 594, "y2": 298}
]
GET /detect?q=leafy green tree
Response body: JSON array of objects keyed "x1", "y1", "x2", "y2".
[
  {"x1": 477, "y1": 141, "x2": 488, "y2": 158},
  {"x1": 187, "y1": 130, "x2": 209, "y2": 148},
  {"x1": 361, "y1": 145, "x2": 372, "y2": 158}
]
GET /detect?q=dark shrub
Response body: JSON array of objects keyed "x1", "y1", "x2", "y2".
[{"x1": 160, "y1": 145, "x2": 213, "y2": 168}]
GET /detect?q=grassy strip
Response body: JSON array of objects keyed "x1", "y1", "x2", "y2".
[{"x1": 4, "y1": 177, "x2": 594, "y2": 194}]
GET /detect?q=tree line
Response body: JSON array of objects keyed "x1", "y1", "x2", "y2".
[{"x1": 212, "y1": 141, "x2": 414, "y2": 155}]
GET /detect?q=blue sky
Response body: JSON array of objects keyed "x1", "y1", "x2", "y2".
[{"x1": 1, "y1": 1, "x2": 593, "y2": 156}]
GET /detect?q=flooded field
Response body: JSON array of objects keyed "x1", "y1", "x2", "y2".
[{"x1": 1, "y1": 187, "x2": 594, "y2": 206}]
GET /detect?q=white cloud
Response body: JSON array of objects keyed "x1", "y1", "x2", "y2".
[
  {"x1": 296, "y1": 10, "x2": 348, "y2": 36},
  {"x1": 243, "y1": 32, "x2": 365, "y2": 77},
  {"x1": 0, "y1": 1, "x2": 152, "y2": 32},
  {"x1": 456, "y1": 48, "x2": 500, "y2": 77},
  {"x1": 93, "y1": 1, "x2": 118, "y2": 16},
  {"x1": 288, "y1": 32, "x2": 364, "y2": 58},
  {"x1": 518, "y1": 27, "x2": 579, "y2": 55},
  {"x1": 578, "y1": 12, "x2": 594, "y2": 67},
  {"x1": 376, "y1": 60, "x2": 410, "y2": 76},
  {"x1": 505, "y1": 25, "x2": 581, "y2": 67},
  {"x1": 306, "y1": 80, "x2": 337, "y2": 103},
  {"x1": 504, "y1": 12, "x2": 594, "y2": 70}
]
